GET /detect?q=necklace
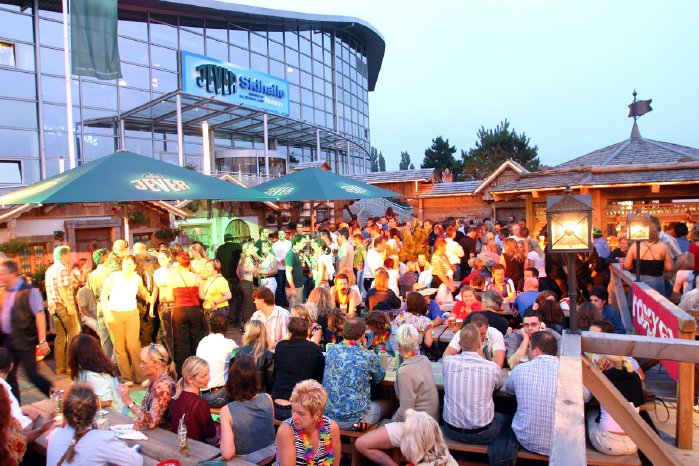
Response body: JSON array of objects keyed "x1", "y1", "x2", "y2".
[
  {"x1": 343, "y1": 339, "x2": 363, "y2": 348},
  {"x1": 403, "y1": 351, "x2": 418, "y2": 359},
  {"x1": 298, "y1": 418, "x2": 334, "y2": 466},
  {"x1": 372, "y1": 325, "x2": 391, "y2": 347}
]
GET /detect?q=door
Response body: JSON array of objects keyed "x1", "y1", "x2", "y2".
[
  {"x1": 224, "y1": 219, "x2": 251, "y2": 243},
  {"x1": 74, "y1": 227, "x2": 112, "y2": 264}
]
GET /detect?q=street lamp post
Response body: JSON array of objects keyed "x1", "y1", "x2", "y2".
[
  {"x1": 546, "y1": 188, "x2": 593, "y2": 333},
  {"x1": 626, "y1": 212, "x2": 651, "y2": 282}
]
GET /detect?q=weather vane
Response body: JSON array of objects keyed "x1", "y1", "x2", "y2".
[{"x1": 628, "y1": 89, "x2": 653, "y2": 123}]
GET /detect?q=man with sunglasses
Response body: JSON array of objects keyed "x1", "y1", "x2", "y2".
[{"x1": 504, "y1": 310, "x2": 560, "y2": 368}]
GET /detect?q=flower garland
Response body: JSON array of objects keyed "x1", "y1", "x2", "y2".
[
  {"x1": 298, "y1": 418, "x2": 334, "y2": 466},
  {"x1": 403, "y1": 351, "x2": 419, "y2": 359},
  {"x1": 344, "y1": 339, "x2": 364, "y2": 348},
  {"x1": 372, "y1": 325, "x2": 391, "y2": 347}
]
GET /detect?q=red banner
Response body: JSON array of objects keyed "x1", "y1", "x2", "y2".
[{"x1": 631, "y1": 283, "x2": 679, "y2": 380}]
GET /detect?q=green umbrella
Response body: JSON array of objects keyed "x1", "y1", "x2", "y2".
[
  {"x1": 0, "y1": 151, "x2": 275, "y2": 206},
  {"x1": 252, "y1": 167, "x2": 401, "y2": 225}
]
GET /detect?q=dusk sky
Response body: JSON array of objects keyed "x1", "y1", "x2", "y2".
[{"x1": 229, "y1": 0, "x2": 699, "y2": 170}]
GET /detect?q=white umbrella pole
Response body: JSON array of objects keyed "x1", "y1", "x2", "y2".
[{"x1": 124, "y1": 216, "x2": 129, "y2": 242}]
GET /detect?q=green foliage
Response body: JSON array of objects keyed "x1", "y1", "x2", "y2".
[
  {"x1": 289, "y1": 154, "x2": 299, "y2": 164},
  {"x1": 0, "y1": 239, "x2": 28, "y2": 255},
  {"x1": 421, "y1": 136, "x2": 463, "y2": 180},
  {"x1": 378, "y1": 152, "x2": 386, "y2": 172},
  {"x1": 154, "y1": 227, "x2": 183, "y2": 243},
  {"x1": 461, "y1": 119, "x2": 539, "y2": 180},
  {"x1": 369, "y1": 147, "x2": 380, "y2": 172},
  {"x1": 128, "y1": 210, "x2": 150, "y2": 226},
  {"x1": 398, "y1": 224, "x2": 430, "y2": 263},
  {"x1": 398, "y1": 151, "x2": 412, "y2": 170}
]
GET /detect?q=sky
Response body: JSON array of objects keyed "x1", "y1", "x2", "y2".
[{"x1": 224, "y1": 0, "x2": 699, "y2": 170}]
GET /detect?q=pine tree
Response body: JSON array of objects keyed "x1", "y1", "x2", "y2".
[
  {"x1": 398, "y1": 151, "x2": 412, "y2": 170},
  {"x1": 421, "y1": 136, "x2": 463, "y2": 180},
  {"x1": 461, "y1": 119, "x2": 539, "y2": 180},
  {"x1": 378, "y1": 152, "x2": 386, "y2": 172},
  {"x1": 369, "y1": 147, "x2": 379, "y2": 172}
]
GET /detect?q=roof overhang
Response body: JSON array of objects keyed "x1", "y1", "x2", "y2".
[
  {"x1": 9, "y1": 0, "x2": 385, "y2": 90},
  {"x1": 0, "y1": 201, "x2": 187, "y2": 224},
  {"x1": 473, "y1": 160, "x2": 529, "y2": 194}
]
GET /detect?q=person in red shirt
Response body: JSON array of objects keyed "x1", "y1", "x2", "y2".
[{"x1": 449, "y1": 285, "x2": 482, "y2": 322}]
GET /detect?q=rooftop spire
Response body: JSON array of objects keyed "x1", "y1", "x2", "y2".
[
  {"x1": 630, "y1": 121, "x2": 641, "y2": 139},
  {"x1": 627, "y1": 89, "x2": 652, "y2": 140}
]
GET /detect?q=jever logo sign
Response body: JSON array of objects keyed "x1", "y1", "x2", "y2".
[
  {"x1": 339, "y1": 184, "x2": 367, "y2": 195},
  {"x1": 131, "y1": 173, "x2": 192, "y2": 193},
  {"x1": 264, "y1": 185, "x2": 295, "y2": 197}
]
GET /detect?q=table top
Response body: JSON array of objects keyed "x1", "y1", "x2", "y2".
[
  {"x1": 27, "y1": 398, "x2": 251, "y2": 466},
  {"x1": 382, "y1": 360, "x2": 511, "y2": 395}
]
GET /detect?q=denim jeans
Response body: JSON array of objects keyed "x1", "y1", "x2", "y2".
[{"x1": 443, "y1": 412, "x2": 503, "y2": 445}]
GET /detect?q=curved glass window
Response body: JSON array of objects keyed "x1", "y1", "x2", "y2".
[
  {"x1": 0, "y1": 99, "x2": 36, "y2": 129},
  {"x1": 151, "y1": 45, "x2": 177, "y2": 71},
  {"x1": 0, "y1": 10, "x2": 33, "y2": 43}
]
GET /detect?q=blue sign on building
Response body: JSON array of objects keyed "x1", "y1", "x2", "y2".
[{"x1": 180, "y1": 51, "x2": 290, "y2": 116}]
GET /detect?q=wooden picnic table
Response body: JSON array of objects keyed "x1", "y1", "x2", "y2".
[
  {"x1": 381, "y1": 360, "x2": 511, "y2": 394},
  {"x1": 27, "y1": 398, "x2": 253, "y2": 466}
]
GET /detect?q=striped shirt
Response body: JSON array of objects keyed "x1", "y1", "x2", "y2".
[
  {"x1": 282, "y1": 416, "x2": 333, "y2": 466},
  {"x1": 505, "y1": 354, "x2": 558, "y2": 455},
  {"x1": 442, "y1": 351, "x2": 503, "y2": 429},
  {"x1": 45, "y1": 262, "x2": 75, "y2": 314}
]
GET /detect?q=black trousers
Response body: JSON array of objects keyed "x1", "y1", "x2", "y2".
[
  {"x1": 275, "y1": 270, "x2": 289, "y2": 307},
  {"x1": 2, "y1": 339, "x2": 52, "y2": 404},
  {"x1": 227, "y1": 277, "x2": 242, "y2": 326},
  {"x1": 238, "y1": 280, "x2": 255, "y2": 325},
  {"x1": 172, "y1": 306, "x2": 206, "y2": 377}
]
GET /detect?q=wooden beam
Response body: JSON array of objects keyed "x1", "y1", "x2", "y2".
[
  {"x1": 676, "y1": 331, "x2": 695, "y2": 449},
  {"x1": 651, "y1": 184, "x2": 661, "y2": 193},
  {"x1": 581, "y1": 356, "x2": 682, "y2": 465},
  {"x1": 550, "y1": 333, "x2": 586, "y2": 466},
  {"x1": 531, "y1": 189, "x2": 539, "y2": 199},
  {"x1": 580, "y1": 332, "x2": 699, "y2": 363}
]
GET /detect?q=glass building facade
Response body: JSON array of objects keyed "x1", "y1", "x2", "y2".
[{"x1": 0, "y1": 0, "x2": 384, "y2": 189}]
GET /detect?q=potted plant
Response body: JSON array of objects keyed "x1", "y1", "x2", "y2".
[
  {"x1": 0, "y1": 239, "x2": 28, "y2": 258},
  {"x1": 128, "y1": 210, "x2": 150, "y2": 227},
  {"x1": 154, "y1": 227, "x2": 183, "y2": 244}
]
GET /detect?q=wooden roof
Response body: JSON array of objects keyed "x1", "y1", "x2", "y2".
[
  {"x1": 493, "y1": 133, "x2": 699, "y2": 194},
  {"x1": 345, "y1": 168, "x2": 436, "y2": 184},
  {"x1": 412, "y1": 180, "x2": 482, "y2": 198}
]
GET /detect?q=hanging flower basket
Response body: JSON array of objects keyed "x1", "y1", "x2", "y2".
[{"x1": 0, "y1": 239, "x2": 28, "y2": 257}]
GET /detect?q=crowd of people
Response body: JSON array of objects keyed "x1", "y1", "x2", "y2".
[{"x1": 0, "y1": 210, "x2": 697, "y2": 465}]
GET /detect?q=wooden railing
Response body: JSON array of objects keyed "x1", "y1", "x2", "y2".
[{"x1": 550, "y1": 264, "x2": 698, "y2": 465}]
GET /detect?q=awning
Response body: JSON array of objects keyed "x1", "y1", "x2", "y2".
[{"x1": 84, "y1": 90, "x2": 369, "y2": 156}]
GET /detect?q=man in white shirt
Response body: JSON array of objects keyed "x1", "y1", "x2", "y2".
[
  {"x1": 444, "y1": 312, "x2": 506, "y2": 367},
  {"x1": 272, "y1": 229, "x2": 292, "y2": 307},
  {"x1": 508, "y1": 223, "x2": 527, "y2": 243},
  {"x1": 251, "y1": 286, "x2": 290, "y2": 350},
  {"x1": 196, "y1": 313, "x2": 238, "y2": 407},
  {"x1": 362, "y1": 236, "x2": 387, "y2": 291}
]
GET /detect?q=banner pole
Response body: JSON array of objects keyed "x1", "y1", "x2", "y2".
[{"x1": 62, "y1": 0, "x2": 76, "y2": 169}]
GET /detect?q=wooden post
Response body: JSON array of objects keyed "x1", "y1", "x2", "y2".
[
  {"x1": 609, "y1": 264, "x2": 633, "y2": 333},
  {"x1": 676, "y1": 329, "x2": 696, "y2": 449},
  {"x1": 550, "y1": 333, "x2": 586, "y2": 466},
  {"x1": 581, "y1": 356, "x2": 682, "y2": 465}
]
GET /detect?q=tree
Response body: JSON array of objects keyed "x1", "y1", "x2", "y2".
[
  {"x1": 369, "y1": 146, "x2": 379, "y2": 172},
  {"x1": 421, "y1": 136, "x2": 462, "y2": 180},
  {"x1": 398, "y1": 151, "x2": 412, "y2": 170},
  {"x1": 461, "y1": 119, "x2": 540, "y2": 180},
  {"x1": 378, "y1": 152, "x2": 386, "y2": 172}
]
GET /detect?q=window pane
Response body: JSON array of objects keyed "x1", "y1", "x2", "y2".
[
  {"x1": 205, "y1": 21, "x2": 228, "y2": 42},
  {"x1": 284, "y1": 31, "x2": 298, "y2": 49},
  {"x1": 0, "y1": 129, "x2": 38, "y2": 157},
  {"x1": 300, "y1": 71, "x2": 312, "y2": 89},
  {"x1": 288, "y1": 84, "x2": 300, "y2": 102},
  {"x1": 43, "y1": 103, "x2": 78, "y2": 131},
  {"x1": 44, "y1": 131, "x2": 68, "y2": 159},
  {"x1": 180, "y1": 29, "x2": 204, "y2": 55},
  {"x1": 119, "y1": 63, "x2": 150, "y2": 90},
  {"x1": 82, "y1": 134, "x2": 116, "y2": 161},
  {"x1": 251, "y1": 53, "x2": 267, "y2": 72},
  {"x1": 0, "y1": 42, "x2": 15, "y2": 67},
  {"x1": 151, "y1": 69, "x2": 177, "y2": 93},
  {"x1": 82, "y1": 81, "x2": 117, "y2": 110},
  {"x1": 0, "y1": 10, "x2": 33, "y2": 42},
  {"x1": 41, "y1": 75, "x2": 79, "y2": 105},
  {"x1": 250, "y1": 33, "x2": 267, "y2": 54},
  {"x1": 230, "y1": 46, "x2": 249, "y2": 67},
  {"x1": 125, "y1": 137, "x2": 153, "y2": 157},
  {"x1": 206, "y1": 38, "x2": 227, "y2": 61},
  {"x1": 0, "y1": 99, "x2": 36, "y2": 129},
  {"x1": 269, "y1": 40, "x2": 283, "y2": 61},
  {"x1": 118, "y1": 20, "x2": 147, "y2": 40},
  {"x1": 230, "y1": 28, "x2": 249, "y2": 49},
  {"x1": 299, "y1": 38, "x2": 310, "y2": 55},
  {"x1": 151, "y1": 45, "x2": 177, "y2": 71},
  {"x1": 39, "y1": 19, "x2": 63, "y2": 48},
  {"x1": 285, "y1": 49, "x2": 298, "y2": 67},
  {"x1": 150, "y1": 21, "x2": 178, "y2": 48},
  {"x1": 269, "y1": 60, "x2": 284, "y2": 79},
  {"x1": 81, "y1": 107, "x2": 115, "y2": 122},
  {"x1": 286, "y1": 67, "x2": 299, "y2": 84},
  {"x1": 119, "y1": 37, "x2": 148, "y2": 65},
  {"x1": 118, "y1": 87, "x2": 150, "y2": 110}
]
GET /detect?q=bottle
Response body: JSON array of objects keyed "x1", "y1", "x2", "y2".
[{"x1": 178, "y1": 414, "x2": 189, "y2": 456}]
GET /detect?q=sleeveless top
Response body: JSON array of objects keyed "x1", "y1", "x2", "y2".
[
  {"x1": 502, "y1": 253, "x2": 524, "y2": 284},
  {"x1": 281, "y1": 416, "x2": 333, "y2": 466},
  {"x1": 227, "y1": 394, "x2": 276, "y2": 457},
  {"x1": 638, "y1": 243, "x2": 664, "y2": 277},
  {"x1": 173, "y1": 271, "x2": 199, "y2": 307}
]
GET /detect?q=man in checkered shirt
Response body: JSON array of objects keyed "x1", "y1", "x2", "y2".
[{"x1": 45, "y1": 245, "x2": 80, "y2": 375}]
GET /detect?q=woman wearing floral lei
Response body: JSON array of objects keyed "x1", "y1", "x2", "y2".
[
  {"x1": 365, "y1": 310, "x2": 395, "y2": 353},
  {"x1": 276, "y1": 379, "x2": 340, "y2": 466}
]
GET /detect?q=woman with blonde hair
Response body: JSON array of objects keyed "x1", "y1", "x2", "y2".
[
  {"x1": 236, "y1": 320, "x2": 275, "y2": 393},
  {"x1": 526, "y1": 237, "x2": 547, "y2": 281},
  {"x1": 47, "y1": 384, "x2": 142, "y2": 466},
  {"x1": 624, "y1": 221, "x2": 673, "y2": 295},
  {"x1": 400, "y1": 409, "x2": 457, "y2": 466},
  {"x1": 199, "y1": 258, "x2": 232, "y2": 319},
  {"x1": 366, "y1": 268, "x2": 401, "y2": 311},
  {"x1": 117, "y1": 343, "x2": 175, "y2": 430},
  {"x1": 291, "y1": 304, "x2": 322, "y2": 345},
  {"x1": 169, "y1": 356, "x2": 217, "y2": 444},
  {"x1": 307, "y1": 286, "x2": 337, "y2": 341},
  {"x1": 275, "y1": 379, "x2": 341, "y2": 466},
  {"x1": 498, "y1": 237, "x2": 525, "y2": 287},
  {"x1": 238, "y1": 241, "x2": 259, "y2": 328},
  {"x1": 256, "y1": 240, "x2": 279, "y2": 295}
]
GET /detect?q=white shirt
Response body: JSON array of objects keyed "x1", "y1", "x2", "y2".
[
  {"x1": 103, "y1": 272, "x2": 142, "y2": 311},
  {"x1": 47, "y1": 427, "x2": 143, "y2": 466},
  {"x1": 363, "y1": 248, "x2": 384, "y2": 279},
  {"x1": 445, "y1": 238, "x2": 465, "y2": 265},
  {"x1": 251, "y1": 305, "x2": 291, "y2": 349},
  {"x1": 196, "y1": 333, "x2": 238, "y2": 389},
  {"x1": 273, "y1": 239, "x2": 292, "y2": 270},
  {"x1": 527, "y1": 251, "x2": 547, "y2": 277},
  {"x1": 1, "y1": 377, "x2": 32, "y2": 429},
  {"x1": 448, "y1": 327, "x2": 505, "y2": 361}
]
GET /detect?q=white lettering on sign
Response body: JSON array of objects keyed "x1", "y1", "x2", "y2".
[
  {"x1": 130, "y1": 174, "x2": 192, "y2": 193},
  {"x1": 632, "y1": 294, "x2": 675, "y2": 339},
  {"x1": 340, "y1": 184, "x2": 367, "y2": 194},
  {"x1": 265, "y1": 185, "x2": 294, "y2": 196}
]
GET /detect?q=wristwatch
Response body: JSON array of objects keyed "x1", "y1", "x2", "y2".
[
  {"x1": 39, "y1": 340, "x2": 47, "y2": 344},
  {"x1": 128, "y1": 401, "x2": 136, "y2": 409}
]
